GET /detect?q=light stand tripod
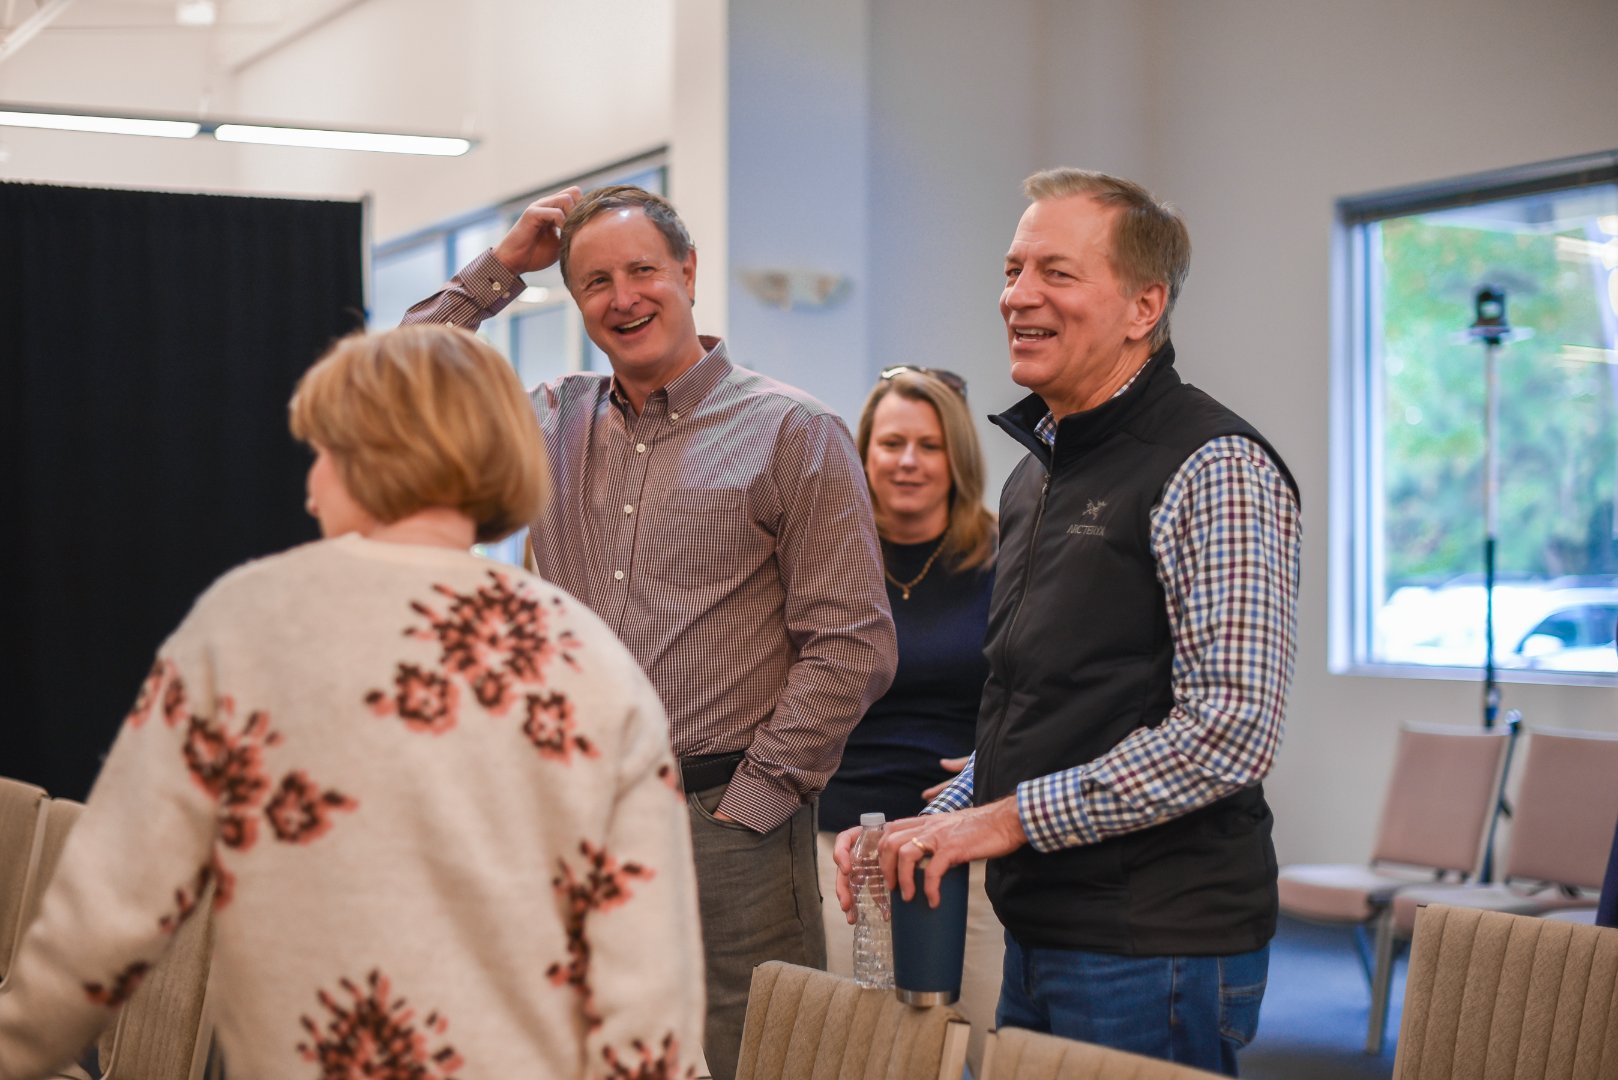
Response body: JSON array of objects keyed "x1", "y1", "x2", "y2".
[
  {"x1": 1468, "y1": 285, "x2": 1521, "y2": 885},
  {"x1": 1469, "y1": 285, "x2": 1511, "y2": 731}
]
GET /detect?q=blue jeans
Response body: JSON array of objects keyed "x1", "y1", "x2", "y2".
[{"x1": 996, "y1": 934, "x2": 1269, "y2": 1077}]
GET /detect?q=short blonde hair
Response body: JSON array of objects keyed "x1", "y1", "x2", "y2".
[
  {"x1": 856, "y1": 370, "x2": 996, "y2": 571},
  {"x1": 289, "y1": 324, "x2": 548, "y2": 543},
  {"x1": 1023, "y1": 168, "x2": 1191, "y2": 352}
]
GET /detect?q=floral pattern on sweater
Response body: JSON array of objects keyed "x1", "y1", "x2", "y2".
[
  {"x1": 366, "y1": 571, "x2": 588, "y2": 759},
  {"x1": 548, "y1": 841, "x2": 655, "y2": 1028},
  {"x1": 297, "y1": 969, "x2": 464, "y2": 1079},
  {"x1": 601, "y1": 1032, "x2": 697, "y2": 1079}
]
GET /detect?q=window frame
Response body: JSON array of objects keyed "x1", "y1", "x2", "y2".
[{"x1": 1330, "y1": 149, "x2": 1618, "y2": 687}]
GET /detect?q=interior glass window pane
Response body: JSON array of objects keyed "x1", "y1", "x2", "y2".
[
  {"x1": 475, "y1": 529, "x2": 529, "y2": 570},
  {"x1": 512, "y1": 306, "x2": 571, "y2": 389},
  {"x1": 452, "y1": 217, "x2": 504, "y2": 268},
  {"x1": 1364, "y1": 182, "x2": 1618, "y2": 677},
  {"x1": 371, "y1": 241, "x2": 447, "y2": 329}
]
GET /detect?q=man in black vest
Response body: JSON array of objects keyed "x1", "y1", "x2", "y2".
[{"x1": 835, "y1": 169, "x2": 1301, "y2": 1075}]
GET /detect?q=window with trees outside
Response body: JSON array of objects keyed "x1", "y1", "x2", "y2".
[
  {"x1": 1334, "y1": 152, "x2": 1618, "y2": 684},
  {"x1": 370, "y1": 152, "x2": 667, "y2": 568}
]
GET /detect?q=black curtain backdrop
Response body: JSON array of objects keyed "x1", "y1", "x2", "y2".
[{"x1": 0, "y1": 182, "x2": 365, "y2": 799}]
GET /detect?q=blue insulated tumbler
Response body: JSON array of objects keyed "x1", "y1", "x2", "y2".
[{"x1": 889, "y1": 857, "x2": 969, "y2": 1005}]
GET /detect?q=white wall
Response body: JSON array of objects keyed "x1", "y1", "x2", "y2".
[{"x1": 719, "y1": 0, "x2": 872, "y2": 420}]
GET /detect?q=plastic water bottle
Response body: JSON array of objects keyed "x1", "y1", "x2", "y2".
[{"x1": 851, "y1": 811, "x2": 894, "y2": 989}]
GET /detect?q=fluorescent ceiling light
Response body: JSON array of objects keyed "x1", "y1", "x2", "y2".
[
  {"x1": 212, "y1": 124, "x2": 471, "y2": 156},
  {"x1": 0, "y1": 110, "x2": 199, "y2": 139},
  {"x1": 175, "y1": 0, "x2": 217, "y2": 26},
  {"x1": 0, "y1": 104, "x2": 476, "y2": 157}
]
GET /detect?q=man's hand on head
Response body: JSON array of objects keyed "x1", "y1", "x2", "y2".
[{"x1": 492, "y1": 186, "x2": 583, "y2": 275}]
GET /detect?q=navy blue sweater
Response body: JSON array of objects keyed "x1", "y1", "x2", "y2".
[{"x1": 819, "y1": 539, "x2": 993, "y2": 833}]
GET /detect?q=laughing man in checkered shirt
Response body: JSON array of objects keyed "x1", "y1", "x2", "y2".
[
  {"x1": 836, "y1": 169, "x2": 1301, "y2": 1077},
  {"x1": 405, "y1": 185, "x2": 897, "y2": 1080}
]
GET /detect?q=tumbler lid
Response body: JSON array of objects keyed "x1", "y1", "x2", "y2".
[{"x1": 860, "y1": 812, "x2": 886, "y2": 827}]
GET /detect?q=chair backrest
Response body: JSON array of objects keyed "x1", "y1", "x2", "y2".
[
  {"x1": 1501, "y1": 728, "x2": 1618, "y2": 891},
  {"x1": 1371, "y1": 724, "x2": 1512, "y2": 875},
  {"x1": 25, "y1": 795, "x2": 215, "y2": 1080},
  {"x1": 979, "y1": 1027, "x2": 1225, "y2": 1079},
  {"x1": 1394, "y1": 903, "x2": 1618, "y2": 1080},
  {"x1": 735, "y1": 961, "x2": 968, "y2": 1080},
  {"x1": 0, "y1": 776, "x2": 47, "y2": 983},
  {"x1": 21, "y1": 795, "x2": 84, "y2": 936},
  {"x1": 1598, "y1": 810, "x2": 1617, "y2": 929},
  {"x1": 98, "y1": 876, "x2": 216, "y2": 1080}
]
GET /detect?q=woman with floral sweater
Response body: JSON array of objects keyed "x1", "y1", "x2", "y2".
[{"x1": 0, "y1": 325, "x2": 704, "y2": 1079}]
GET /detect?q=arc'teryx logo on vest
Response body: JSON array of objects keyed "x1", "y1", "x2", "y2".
[{"x1": 1066, "y1": 499, "x2": 1107, "y2": 537}]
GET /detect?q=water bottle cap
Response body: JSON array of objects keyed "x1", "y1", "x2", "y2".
[{"x1": 859, "y1": 812, "x2": 886, "y2": 828}]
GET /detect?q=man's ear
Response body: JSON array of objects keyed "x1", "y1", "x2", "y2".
[
  {"x1": 1126, "y1": 281, "x2": 1167, "y2": 344},
  {"x1": 683, "y1": 246, "x2": 698, "y2": 306}
]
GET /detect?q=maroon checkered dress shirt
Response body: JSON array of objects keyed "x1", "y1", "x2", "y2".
[{"x1": 406, "y1": 253, "x2": 897, "y2": 831}]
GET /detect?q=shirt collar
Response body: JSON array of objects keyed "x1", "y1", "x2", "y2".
[
  {"x1": 609, "y1": 335, "x2": 731, "y2": 415},
  {"x1": 1034, "y1": 356, "x2": 1155, "y2": 448}
]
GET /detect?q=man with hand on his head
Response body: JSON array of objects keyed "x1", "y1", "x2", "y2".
[{"x1": 405, "y1": 185, "x2": 895, "y2": 1080}]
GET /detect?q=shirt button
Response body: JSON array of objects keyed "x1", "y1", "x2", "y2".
[
  {"x1": 670, "y1": 411, "x2": 680, "y2": 420},
  {"x1": 623, "y1": 504, "x2": 634, "y2": 514},
  {"x1": 636, "y1": 443, "x2": 647, "y2": 453},
  {"x1": 613, "y1": 570, "x2": 625, "y2": 581}
]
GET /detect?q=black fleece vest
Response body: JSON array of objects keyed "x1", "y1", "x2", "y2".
[{"x1": 975, "y1": 344, "x2": 1298, "y2": 955}]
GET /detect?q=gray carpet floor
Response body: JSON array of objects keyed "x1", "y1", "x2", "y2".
[{"x1": 1243, "y1": 916, "x2": 1405, "y2": 1080}]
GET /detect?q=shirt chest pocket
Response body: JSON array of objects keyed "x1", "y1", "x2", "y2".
[{"x1": 643, "y1": 488, "x2": 761, "y2": 587}]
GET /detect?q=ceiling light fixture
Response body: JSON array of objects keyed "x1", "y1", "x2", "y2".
[
  {"x1": 0, "y1": 109, "x2": 199, "y2": 139},
  {"x1": 0, "y1": 103, "x2": 475, "y2": 157},
  {"x1": 175, "y1": 1, "x2": 218, "y2": 26},
  {"x1": 212, "y1": 123, "x2": 470, "y2": 156}
]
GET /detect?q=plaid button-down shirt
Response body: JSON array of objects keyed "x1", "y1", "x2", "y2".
[
  {"x1": 406, "y1": 252, "x2": 897, "y2": 831},
  {"x1": 928, "y1": 400, "x2": 1300, "y2": 853}
]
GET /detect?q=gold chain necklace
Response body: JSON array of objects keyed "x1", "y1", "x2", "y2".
[{"x1": 884, "y1": 537, "x2": 946, "y2": 601}]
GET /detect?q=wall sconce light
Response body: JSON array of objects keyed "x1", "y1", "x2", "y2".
[{"x1": 737, "y1": 268, "x2": 850, "y2": 311}]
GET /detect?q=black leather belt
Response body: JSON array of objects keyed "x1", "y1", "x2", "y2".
[{"x1": 679, "y1": 751, "x2": 746, "y2": 793}]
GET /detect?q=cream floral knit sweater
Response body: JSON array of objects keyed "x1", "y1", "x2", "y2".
[{"x1": 0, "y1": 535, "x2": 704, "y2": 1079}]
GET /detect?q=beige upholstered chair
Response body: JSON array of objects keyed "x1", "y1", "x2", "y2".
[
  {"x1": 735, "y1": 961, "x2": 969, "y2": 1080},
  {"x1": 27, "y1": 796, "x2": 217, "y2": 1080},
  {"x1": 1389, "y1": 728, "x2": 1618, "y2": 937},
  {"x1": 21, "y1": 795, "x2": 84, "y2": 937},
  {"x1": 978, "y1": 1027, "x2": 1225, "y2": 1079},
  {"x1": 1393, "y1": 903, "x2": 1618, "y2": 1080},
  {"x1": 0, "y1": 776, "x2": 48, "y2": 987},
  {"x1": 95, "y1": 875, "x2": 217, "y2": 1080},
  {"x1": 1276, "y1": 722, "x2": 1513, "y2": 1053}
]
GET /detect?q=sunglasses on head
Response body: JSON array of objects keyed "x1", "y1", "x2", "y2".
[{"x1": 879, "y1": 364, "x2": 969, "y2": 399}]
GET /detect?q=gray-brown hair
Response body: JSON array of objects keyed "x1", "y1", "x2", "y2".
[
  {"x1": 1023, "y1": 168, "x2": 1190, "y2": 351},
  {"x1": 558, "y1": 185, "x2": 694, "y2": 287}
]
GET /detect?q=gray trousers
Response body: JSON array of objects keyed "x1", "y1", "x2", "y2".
[{"x1": 688, "y1": 784, "x2": 826, "y2": 1080}]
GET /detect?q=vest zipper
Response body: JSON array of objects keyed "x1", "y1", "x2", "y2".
[
  {"x1": 1002, "y1": 469, "x2": 1050, "y2": 676},
  {"x1": 983, "y1": 472, "x2": 1050, "y2": 796}
]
